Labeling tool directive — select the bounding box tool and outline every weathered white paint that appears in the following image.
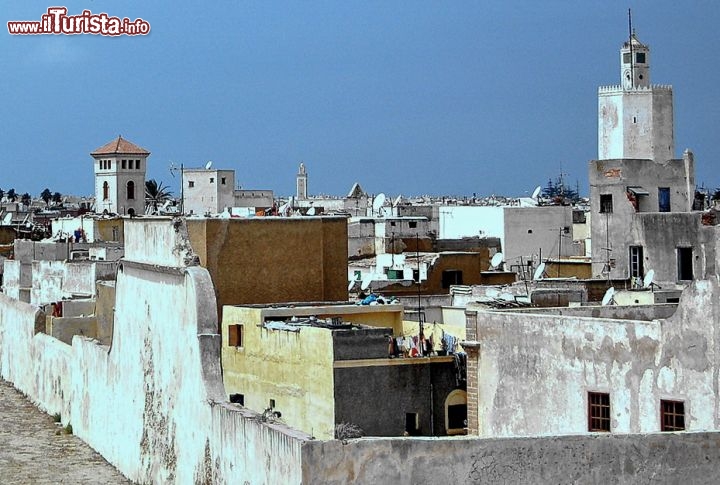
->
[468,278,720,437]
[0,218,307,484]
[30,260,97,305]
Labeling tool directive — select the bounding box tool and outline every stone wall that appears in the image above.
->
[301,432,720,484]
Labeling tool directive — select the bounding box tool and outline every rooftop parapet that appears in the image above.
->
[598,84,673,93]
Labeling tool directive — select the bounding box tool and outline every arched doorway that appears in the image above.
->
[444,389,467,435]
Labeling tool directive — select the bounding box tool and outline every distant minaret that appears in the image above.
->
[296,162,308,200]
[598,28,674,162]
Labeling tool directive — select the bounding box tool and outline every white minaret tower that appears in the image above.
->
[598,32,674,162]
[91,136,149,216]
[296,162,308,200]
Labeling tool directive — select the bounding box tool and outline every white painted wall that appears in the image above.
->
[0,218,307,484]
[438,206,505,243]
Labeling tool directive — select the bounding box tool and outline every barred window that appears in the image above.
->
[588,392,611,432]
[661,400,685,431]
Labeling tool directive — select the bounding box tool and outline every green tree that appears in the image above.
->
[52,192,62,206]
[6,189,17,202]
[20,193,31,207]
[145,179,173,214]
[40,188,52,207]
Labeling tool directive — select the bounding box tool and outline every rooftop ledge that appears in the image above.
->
[598,84,673,93]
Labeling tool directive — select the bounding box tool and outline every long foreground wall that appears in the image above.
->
[1,217,720,484]
[0,218,307,484]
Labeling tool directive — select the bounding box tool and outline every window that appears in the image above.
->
[390,221,396,227]
[661,400,685,431]
[441,270,463,288]
[600,194,613,213]
[409,221,417,229]
[228,324,244,347]
[405,412,420,436]
[229,393,244,406]
[136,159,141,170]
[127,181,135,200]
[102,182,109,200]
[658,187,670,212]
[623,52,631,63]
[412,269,420,282]
[108,160,112,170]
[122,159,127,169]
[386,269,403,279]
[677,247,693,281]
[221,177,226,185]
[188,181,195,188]
[269,399,276,409]
[636,52,646,64]
[588,392,611,432]
[629,246,644,279]
[210,177,215,184]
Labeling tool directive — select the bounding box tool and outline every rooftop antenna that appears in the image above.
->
[205,160,213,170]
[601,287,616,306]
[628,8,634,89]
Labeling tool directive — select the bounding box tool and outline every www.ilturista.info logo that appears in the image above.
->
[8,7,150,36]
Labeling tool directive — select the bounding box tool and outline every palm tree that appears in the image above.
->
[145,179,173,214]
[21,193,31,207]
[40,188,52,207]
[6,189,16,202]
[52,192,62,206]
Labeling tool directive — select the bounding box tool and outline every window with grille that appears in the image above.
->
[588,392,611,432]
[600,194,613,213]
[661,400,685,431]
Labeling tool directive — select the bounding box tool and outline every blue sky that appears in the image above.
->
[2,1,719,199]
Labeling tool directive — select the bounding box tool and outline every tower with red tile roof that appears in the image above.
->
[90,136,149,216]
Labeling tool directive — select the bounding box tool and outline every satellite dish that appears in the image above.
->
[531,185,542,199]
[601,287,615,306]
[394,195,403,206]
[490,252,504,270]
[205,160,213,170]
[306,206,316,216]
[643,269,655,289]
[533,262,546,280]
[360,273,372,291]
[372,193,386,216]
[278,202,290,216]
[347,280,356,291]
